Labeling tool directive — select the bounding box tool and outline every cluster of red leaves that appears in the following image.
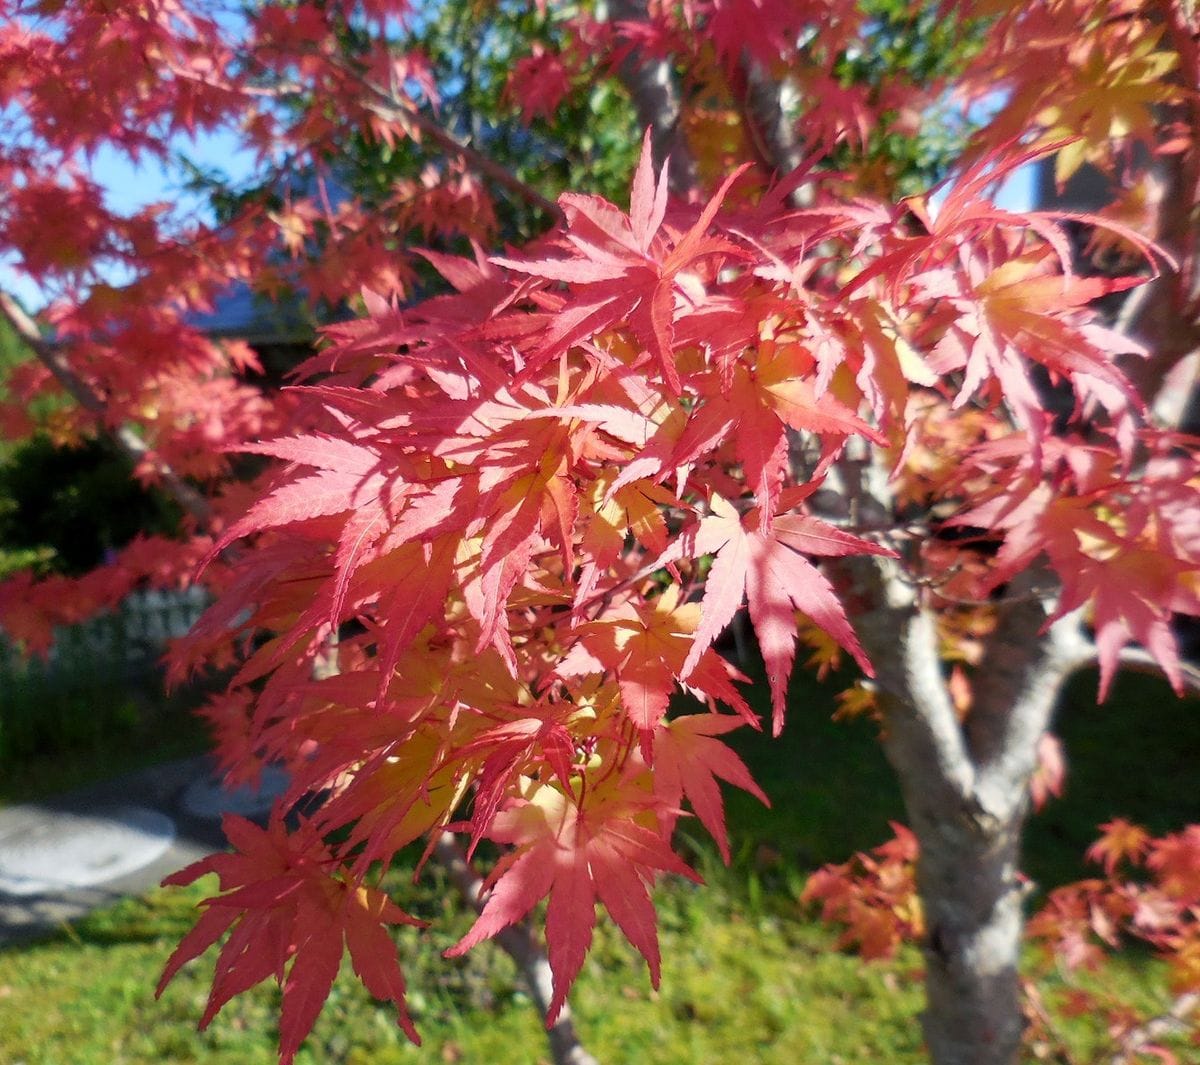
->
[801,823,924,960]
[4,3,1200,1062]
[506,42,578,125]
[1028,821,1200,988]
[0,534,213,656]
[151,122,1200,1058]
[0,0,488,645]
[1025,821,1200,1060]
[955,0,1187,185]
[806,820,1200,1057]
[158,816,423,1058]
[950,436,1200,698]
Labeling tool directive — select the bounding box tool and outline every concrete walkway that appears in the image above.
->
[0,756,288,946]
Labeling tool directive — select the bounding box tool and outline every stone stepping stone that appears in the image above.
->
[0,804,176,897]
[180,765,290,820]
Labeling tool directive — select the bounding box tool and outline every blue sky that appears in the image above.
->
[1,134,1036,313]
[0,127,259,312]
[95,131,259,217]
[990,164,1035,214]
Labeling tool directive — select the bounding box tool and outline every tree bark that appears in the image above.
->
[597,0,698,195]
[846,551,1082,1065]
[434,835,599,1065]
[902,779,1027,1065]
[854,575,1025,1063]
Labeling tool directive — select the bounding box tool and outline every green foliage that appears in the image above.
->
[833,0,990,196]
[0,614,216,798]
[0,659,140,766]
[0,434,180,577]
[0,314,27,385]
[347,0,640,238]
[0,304,72,443]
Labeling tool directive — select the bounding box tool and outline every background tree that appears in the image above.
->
[1,4,1198,1065]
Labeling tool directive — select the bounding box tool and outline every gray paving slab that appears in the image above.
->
[180,763,290,819]
[0,755,289,947]
[0,804,176,896]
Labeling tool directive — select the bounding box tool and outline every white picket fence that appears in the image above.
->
[0,586,209,688]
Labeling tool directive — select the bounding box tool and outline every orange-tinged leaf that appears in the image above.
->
[1086,819,1150,876]
[653,714,768,863]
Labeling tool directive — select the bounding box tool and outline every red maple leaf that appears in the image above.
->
[506,43,576,124]
[1146,827,1200,904]
[558,585,754,733]
[157,815,423,1063]
[683,494,895,732]
[1086,819,1151,876]
[445,779,700,1024]
[653,713,769,862]
[493,129,750,392]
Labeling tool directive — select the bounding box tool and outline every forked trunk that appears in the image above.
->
[852,561,1078,1065]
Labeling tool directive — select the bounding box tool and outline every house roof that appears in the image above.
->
[187,281,314,345]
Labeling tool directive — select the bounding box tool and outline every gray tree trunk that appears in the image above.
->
[886,712,1028,1065]
[597,0,698,195]
[847,543,1090,1065]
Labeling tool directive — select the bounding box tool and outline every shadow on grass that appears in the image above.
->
[4,649,1197,954]
[0,890,195,955]
[1024,667,1200,890]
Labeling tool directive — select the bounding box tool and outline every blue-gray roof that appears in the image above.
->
[187,281,313,344]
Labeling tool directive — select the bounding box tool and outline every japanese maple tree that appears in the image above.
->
[2,3,1199,1065]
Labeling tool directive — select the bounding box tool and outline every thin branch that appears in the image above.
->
[432,834,599,1065]
[1053,630,1200,695]
[848,552,977,807]
[0,289,212,524]
[185,42,566,225]
[315,42,563,222]
[970,599,1088,823]
[357,88,565,224]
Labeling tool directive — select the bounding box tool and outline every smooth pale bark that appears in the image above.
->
[848,554,1086,1065]
[892,757,1026,1065]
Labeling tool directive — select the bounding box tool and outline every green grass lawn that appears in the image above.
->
[0,859,1184,1064]
[0,661,1196,1063]
[0,673,215,806]
[0,872,933,1065]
